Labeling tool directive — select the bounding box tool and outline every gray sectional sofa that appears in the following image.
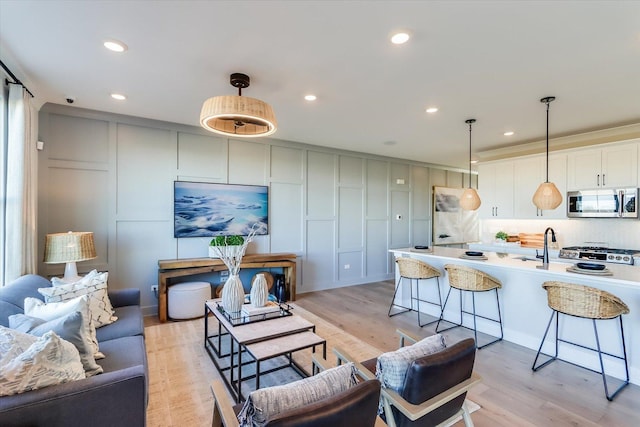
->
[0,274,148,427]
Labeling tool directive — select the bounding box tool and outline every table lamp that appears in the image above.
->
[43,231,97,282]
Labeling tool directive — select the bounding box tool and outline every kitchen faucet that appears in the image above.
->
[536,227,556,269]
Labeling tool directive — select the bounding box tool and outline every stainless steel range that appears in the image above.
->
[559,246,640,265]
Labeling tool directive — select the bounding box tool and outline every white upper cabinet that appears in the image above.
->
[512,153,567,219]
[567,142,638,190]
[544,152,568,219]
[513,155,543,218]
[477,161,514,219]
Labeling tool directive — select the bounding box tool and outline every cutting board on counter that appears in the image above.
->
[519,233,544,248]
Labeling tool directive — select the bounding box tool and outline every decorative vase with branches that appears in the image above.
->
[209,224,265,313]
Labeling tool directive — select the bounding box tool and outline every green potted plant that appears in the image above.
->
[495,231,508,243]
[208,235,245,258]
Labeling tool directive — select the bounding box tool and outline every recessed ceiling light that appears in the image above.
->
[425,107,438,113]
[110,93,126,101]
[504,131,514,136]
[471,160,479,164]
[304,94,317,101]
[104,40,128,53]
[391,32,410,45]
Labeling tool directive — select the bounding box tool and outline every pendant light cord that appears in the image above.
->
[540,96,555,183]
[468,122,473,188]
[465,118,476,189]
[545,101,550,183]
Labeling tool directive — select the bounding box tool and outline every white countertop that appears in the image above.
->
[389,246,640,385]
[391,246,640,290]
[467,242,560,259]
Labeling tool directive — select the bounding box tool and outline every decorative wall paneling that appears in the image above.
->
[37,104,469,314]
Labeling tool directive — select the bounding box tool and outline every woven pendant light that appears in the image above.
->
[460,119,481,211]
[200,73,277,138]
[532,97,562,210]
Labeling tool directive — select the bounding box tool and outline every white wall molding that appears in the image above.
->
[477,122,640,162]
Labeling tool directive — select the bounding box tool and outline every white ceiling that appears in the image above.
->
[1,0,639,169]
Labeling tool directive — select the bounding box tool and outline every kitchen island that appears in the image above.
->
[389,246,640,385]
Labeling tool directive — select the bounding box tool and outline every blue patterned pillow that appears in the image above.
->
[9,311,103,377]
[237,362,358,427]
[376,333,446,392]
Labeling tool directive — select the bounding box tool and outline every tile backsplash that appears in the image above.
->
[480,218,640,250]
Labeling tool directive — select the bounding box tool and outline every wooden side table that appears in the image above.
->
[157,253,297,322]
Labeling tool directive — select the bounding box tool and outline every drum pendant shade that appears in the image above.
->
[200,73,277,138]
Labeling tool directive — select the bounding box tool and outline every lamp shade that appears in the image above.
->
[460,188,482,211]
[43,232,96,264]
[532,182,563,210]
[200,95,277,137]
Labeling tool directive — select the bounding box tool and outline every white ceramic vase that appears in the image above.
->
[221,274,244,313]
[250,273,269,307]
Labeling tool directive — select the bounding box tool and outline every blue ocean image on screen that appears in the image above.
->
[174,182,268,237]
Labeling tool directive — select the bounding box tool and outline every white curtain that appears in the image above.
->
[1,83,38,284]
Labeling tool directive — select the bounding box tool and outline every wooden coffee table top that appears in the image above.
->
[207,299,314,345]
[246,331,325,360]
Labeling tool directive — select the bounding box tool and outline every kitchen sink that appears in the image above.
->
[512,255,541,262]
[511,255,573,264]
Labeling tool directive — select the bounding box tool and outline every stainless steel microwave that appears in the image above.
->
[567,188,638,218]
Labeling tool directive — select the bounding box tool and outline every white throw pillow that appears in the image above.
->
[375,333,447,392]
[237,362,358,427]
[44,270,117,327]
[24,295,103,359]
[0,326,85,396]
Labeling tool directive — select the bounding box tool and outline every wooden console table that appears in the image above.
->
[157,253,297,322]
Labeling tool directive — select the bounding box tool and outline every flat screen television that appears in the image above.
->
[174,181,268,238]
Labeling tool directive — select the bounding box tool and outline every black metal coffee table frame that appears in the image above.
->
[204,300,326,402]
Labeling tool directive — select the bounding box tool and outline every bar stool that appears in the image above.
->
[532,281,630,401]
[436,264,503,349]
[388,257,443,327]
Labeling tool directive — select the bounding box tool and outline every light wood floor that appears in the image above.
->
[294,280,640,427]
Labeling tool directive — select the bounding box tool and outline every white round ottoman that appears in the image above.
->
[168,281,211,320]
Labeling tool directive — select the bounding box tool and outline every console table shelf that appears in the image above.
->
[157,253,297,323]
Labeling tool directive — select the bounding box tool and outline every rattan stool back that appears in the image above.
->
[542,281,629,319]
[396,257,441,280]
[444,264,502,292]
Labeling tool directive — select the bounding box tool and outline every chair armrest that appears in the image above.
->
[311,353,333,373]
[381,372,482,421]
[332,346,377,381]
[211,379,239,427]
[333,345,357,365]
[108,288,140,307]
[395,328,419,347]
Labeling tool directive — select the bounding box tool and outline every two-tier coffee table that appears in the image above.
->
[204,299,326,402]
